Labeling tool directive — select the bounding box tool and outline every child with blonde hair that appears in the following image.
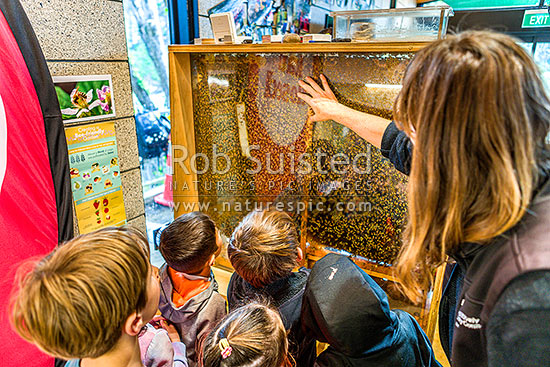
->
[227,209,315,366]
[11,226,187,367]
[200,303,292,367]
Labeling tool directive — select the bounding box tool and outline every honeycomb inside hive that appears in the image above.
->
[189,51,413,266]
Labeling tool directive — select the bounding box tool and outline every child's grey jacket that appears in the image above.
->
[158,264,227,367]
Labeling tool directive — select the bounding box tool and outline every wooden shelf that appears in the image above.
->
[305,236,398,283]
[169,42,430,54]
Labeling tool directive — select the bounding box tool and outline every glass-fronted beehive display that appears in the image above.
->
[169,43,442,332]
[189,50,410,262]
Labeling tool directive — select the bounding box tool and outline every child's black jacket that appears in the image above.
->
[227,268,316,367]
[301,253,441,367]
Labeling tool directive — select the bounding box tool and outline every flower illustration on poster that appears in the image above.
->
[61,87,102,118]
[96,85,112,112]
[53,75,116,123]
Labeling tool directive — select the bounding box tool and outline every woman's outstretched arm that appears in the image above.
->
[297,75,391,149]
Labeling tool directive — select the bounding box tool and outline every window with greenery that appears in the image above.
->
[124,0,173,265]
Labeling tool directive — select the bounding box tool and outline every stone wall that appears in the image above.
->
[20,0,146,234]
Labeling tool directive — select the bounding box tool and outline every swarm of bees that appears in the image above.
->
[188,52,413,265]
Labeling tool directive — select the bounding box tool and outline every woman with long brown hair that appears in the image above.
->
[298,31,550,367]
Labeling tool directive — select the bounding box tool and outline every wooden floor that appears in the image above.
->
[212,266,232,299]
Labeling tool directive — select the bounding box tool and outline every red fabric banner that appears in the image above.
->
[0,9,57,366]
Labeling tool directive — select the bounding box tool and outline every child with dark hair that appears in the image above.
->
[227,209,316,366]
[158,211,227,367]
[200,302,293,367]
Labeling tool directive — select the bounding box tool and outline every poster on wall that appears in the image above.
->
[53,74,115,123]
[65,122,126,233]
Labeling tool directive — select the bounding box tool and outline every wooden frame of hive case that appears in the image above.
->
[169,42,445,341]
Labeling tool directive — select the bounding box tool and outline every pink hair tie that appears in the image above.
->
[219,338,233,359]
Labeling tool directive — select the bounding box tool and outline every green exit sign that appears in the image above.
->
[523,9,550,28]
